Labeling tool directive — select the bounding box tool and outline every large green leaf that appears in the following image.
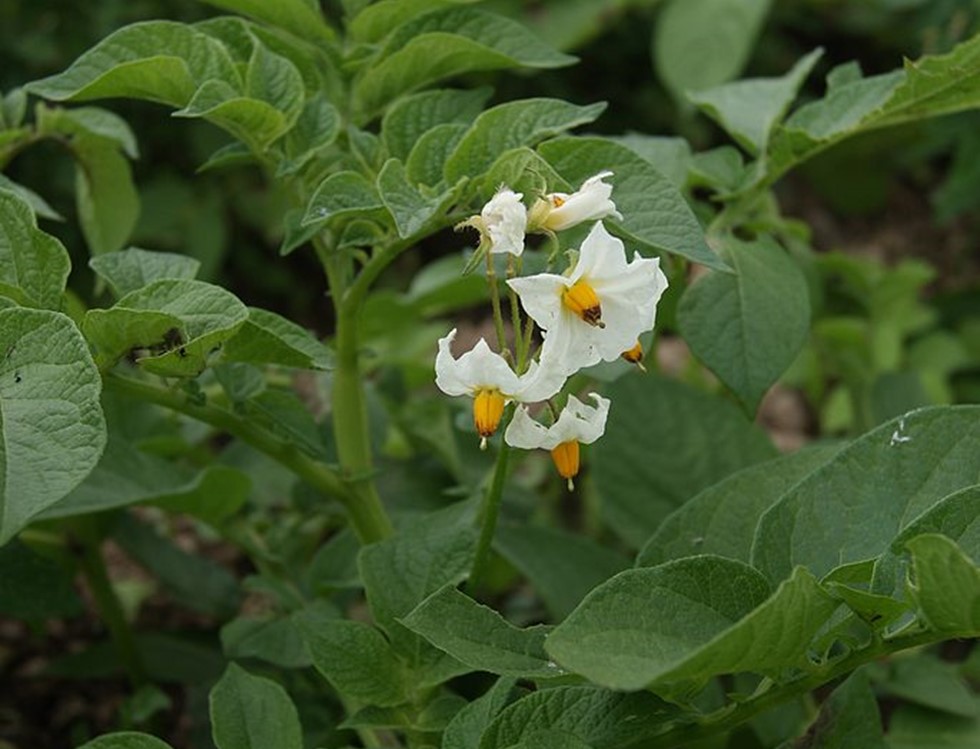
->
[546,559,836,694]
[221,307,333,370]
[0,175,63,221]
[209,663,303,749]
[358,502,475,684]
[443,677,517,749]
[0,309,106,545]
[354,8,575,118]
[752,407,980,582]
[89,247,201,298]
[444,99,605,186]
[478,686,676,749]
[0,189,71,309]
[198,0,335,44]
[762,35,980,187]
[83,279,249,376]
[402,584,557,679]
[907,534,980,637]
[279,93,340,174]
[687,48,822,156]
[594,374,776,547]
[494,523,629,620]
[26,21,240,107]
[377,158,448,238]
[678,235,811,413]
[654,0,772,97]
[382,87,490,161]
[300,615,411,706]
[637,444,840,567]
[537,137,725,270]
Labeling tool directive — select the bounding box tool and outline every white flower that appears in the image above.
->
[435,329,564,447]
[505,393,610,489]
[529,171,623,232]
[480,187,527,256]
[507,222,668,376]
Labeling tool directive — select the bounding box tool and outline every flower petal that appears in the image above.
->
[513,355,566,402]
[543,172,622,232]
[435,331,522,397]
[507,273,568,332]
[504,405,551,449]
[572,222,630,283]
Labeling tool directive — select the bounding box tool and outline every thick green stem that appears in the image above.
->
[467,441,511,593]
[74,522,146,687]
[629,629,941,749]
[103,375,387,544]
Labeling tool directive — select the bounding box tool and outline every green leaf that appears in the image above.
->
[637,444,840,567]
[354,8,575,119]
[382,87,491,161]
[654,0,772,96]
[221,609,316,669]
[72,131,141,257]
[42,437,249,523]
[444,99,605,186]
[349,0,466,43]
[443,677,517,749]
[795,670,886,749]
[677,235,811,413]
[114,514,241,618]
[479,686,676,749]
[198,0,335,44]
[594,374,777,547]
[402,584,557,679]
[0,540,83,619]
[173,81,293,151]
[537,137,726,270]
[907,534,980,636]
[358,502,475,683]
[40,105,140,158]
[302,170,385,227]
[77,733,175,749]
[83,279,249,375]
[0,189,71,308]
[377,159,446,238]
[279,93,341,175]
[687,48,822,155]
[0,175,63,221]
[752,407,980,583]
[887,704,980,748]
[242,388,329,459]
[89,247,201,298]
[0,309,106,545]
[494,523,629,620]
[606,134,692,189]
[221,307,333,370]
[300,615,411,706]
[26,21,240,107]
[873,654,978,718]
[547,560,835,694]
[209,663,303,749]
[763,35,980,188]
[406,123,469,187]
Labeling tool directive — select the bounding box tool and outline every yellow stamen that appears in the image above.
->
[550,440,580,491]
[562,280,604,327]
[621,340,647,371]
[550,195,566,208]
[473,389,506,447]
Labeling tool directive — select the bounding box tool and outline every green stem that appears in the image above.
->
[103,375,388,544]
[74,521,146,687]
[630,629,941,749]
[506,256,525,371]
[485,252,510,358]
[467,440,511,593]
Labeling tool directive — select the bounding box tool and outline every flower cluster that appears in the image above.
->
[435,172,668,488]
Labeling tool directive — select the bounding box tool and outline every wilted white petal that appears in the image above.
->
[482,188,527,256]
